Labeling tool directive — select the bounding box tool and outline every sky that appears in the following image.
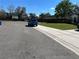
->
[0,0,79,15]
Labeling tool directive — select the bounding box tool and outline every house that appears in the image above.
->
[71,14,79,23]
[71,5,79,24]
[12,13,18,20]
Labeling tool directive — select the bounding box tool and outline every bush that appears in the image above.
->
[38,18,72,24]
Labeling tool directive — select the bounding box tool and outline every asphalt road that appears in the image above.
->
[0,21,79,59]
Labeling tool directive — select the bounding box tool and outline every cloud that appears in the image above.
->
[51,7,55,10]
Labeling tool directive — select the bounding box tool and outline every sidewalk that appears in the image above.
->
[34,25,79,56]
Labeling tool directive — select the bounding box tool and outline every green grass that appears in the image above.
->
[40,22,77,30]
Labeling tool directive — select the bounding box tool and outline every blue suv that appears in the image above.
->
[28,18,38,27]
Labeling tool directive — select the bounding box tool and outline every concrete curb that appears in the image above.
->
[34,25,79,56]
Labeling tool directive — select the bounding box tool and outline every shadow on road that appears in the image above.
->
[75,29,79,32]
[25,25,35,27]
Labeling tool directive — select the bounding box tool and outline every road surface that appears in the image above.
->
[0,21,78,59]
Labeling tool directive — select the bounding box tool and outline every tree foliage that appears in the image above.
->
[0,9,6,19]
[29,13,38,20]
[55,0,73,17]
[72,5,79,15]
[39,13,51,19]
[15,6,27,20]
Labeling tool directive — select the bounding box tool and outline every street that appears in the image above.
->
[0,21,78,59]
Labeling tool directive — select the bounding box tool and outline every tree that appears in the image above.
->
[39,13,51,22]
[0,9,6,19]
[8,5,15,14]
[55,0,73,17]
[44,13,51,17]
[7,5,15,19]
[15,6,27,20]
[72,5,79,15]
[29,13,36,17]
[39,13,51,19]
[39,13,45,18]
[29,13,38,19]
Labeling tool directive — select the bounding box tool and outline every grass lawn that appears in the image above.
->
[40,22,77,30]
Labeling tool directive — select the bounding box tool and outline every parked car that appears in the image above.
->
[28,17,38,27]
[0,20,2,25]
[77,23,79,30]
